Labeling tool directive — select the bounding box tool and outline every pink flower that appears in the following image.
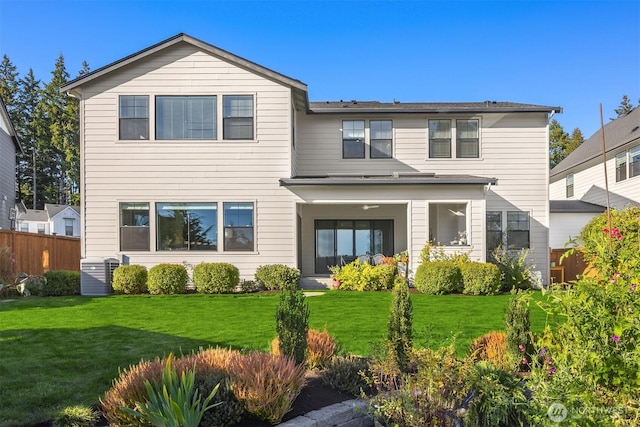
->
[603,228,609,233]
[518,344,525,352]
[630,283,637,292]
[549,367,556,375]
[521,358,528,365]
[611,335,620,343]
[540,347,547,356]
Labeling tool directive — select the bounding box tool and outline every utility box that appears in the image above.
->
[80,258,120,296]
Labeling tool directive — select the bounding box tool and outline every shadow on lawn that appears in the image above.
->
[0,295,97,312]
[0,325,241,426]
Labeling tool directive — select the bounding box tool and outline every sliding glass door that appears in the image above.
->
[315,219,393,274]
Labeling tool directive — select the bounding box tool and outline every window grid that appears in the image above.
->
[630,146,640,178]
[370,120,393,158]
[429,119,452,158]
[342,120,365,159]
[223,95,254,140]
[506,211,530,249]
[119,95,149,140]
[456,119,479,158]
[616,152,627,182]
[566,174,574,198]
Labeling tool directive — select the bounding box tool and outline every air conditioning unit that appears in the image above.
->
[80,257,120,296]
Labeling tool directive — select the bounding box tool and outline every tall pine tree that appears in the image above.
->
[612,95,635,119]
[549,120,584,169]
[15,69,42,208]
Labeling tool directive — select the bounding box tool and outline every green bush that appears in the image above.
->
[466,362,529,427]
[53,405,100,427]
[112,265,148,294]
[275,290,309,365]
[21,274,46,296]
[334,262,396,291]
[387,277,413,372]
[43,270,80,296]
[322,355,370,395]
[254,264,300,292]
[195,370,246,427]
[490,247,534,291]
[193,262,239,294]
[414,260,462,294]
[461,262,501,295]
[504,293,532,371]
[147,264,188,295]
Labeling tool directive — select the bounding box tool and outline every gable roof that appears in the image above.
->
[0,96,23,154]
[45,203,80,218]
[309,100,561,114]
[61,33,308,107]
[19,209,49,222]
[551,107,640,178]
[550,200,607,213]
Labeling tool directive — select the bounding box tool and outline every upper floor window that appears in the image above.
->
[119,95,149,140]
[156,96,216,140]
[456,119,479,158]
[428,119,451,158]
[615,152,627,182]
[223,95,254,140]
[566,174,574,198]
[370,120,393,158]
[64,219,74,236]
[630,145,640,178]
[342,120,365,159]
[506,211,530,249]
[120,202,150,251]
[37,223,45,234]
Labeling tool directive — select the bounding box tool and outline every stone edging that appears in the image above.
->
[278,398,373,427]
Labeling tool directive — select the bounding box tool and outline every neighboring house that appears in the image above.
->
[61,33,560,292]
[549,107,640,248]
[17,204,81,237]
[0,96,22,230]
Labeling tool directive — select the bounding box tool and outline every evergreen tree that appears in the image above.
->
[549,119,584,169]
[612,95,635,119]
[276,290,309,365]
[0,54,19,116]
[15,69,41,207]
[387,278,413,372]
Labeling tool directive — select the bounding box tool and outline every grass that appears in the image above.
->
[0,291,552,426]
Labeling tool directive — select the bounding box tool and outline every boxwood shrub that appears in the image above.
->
[112,265,148,294]
[43,270,81,296]
[147,264,187,294]
[193,262,239,294]
[414,261,462,294]
[254,264,300,292]
[461,262,502,295]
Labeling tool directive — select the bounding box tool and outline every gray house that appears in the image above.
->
[61,33,560,291]
[0,96,22,230]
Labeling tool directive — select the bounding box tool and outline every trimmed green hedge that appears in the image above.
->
[414,261,462,294]
[112,265,148,294]
[43,270,80,296]
[254,264,300,292]
[461,262,501,295]
[193,263,239,294]
[147,264,187,295]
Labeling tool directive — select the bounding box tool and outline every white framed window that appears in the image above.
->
[566,174,574,198]
[507,211,530,249]
[486,211,502,260]
[223,202,255,251]
[120,203,150,251]
[119,95,149,140]
[428,202,468,246]
[64,219,74,236]
[37,224,45,234]
[156,203,218,251]
[156,96,217,140]
[456,119,479,158]
[223,95,254,140]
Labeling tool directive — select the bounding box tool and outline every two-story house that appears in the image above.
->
[16,203,81,237]
[61,34,559,293]
[549,107,640,248]
[0,96,22,230]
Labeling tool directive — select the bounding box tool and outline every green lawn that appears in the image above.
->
[0,291,551,426]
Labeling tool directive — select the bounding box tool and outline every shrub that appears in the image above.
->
[229,351,307,425]
[322,355,371,395]
[0,246,14,285]
[504,293,532,371]
[419,241,471,264]
[468,331,509,369]
[387,277,413,372]
[53,405,99,427]
[193,262,239,294]
[275,290,309,365]
[491,247,535,291]
[461,262,501,295]
[121,354,219,427]
[43,270,80,296]
[21,274,46,296]
[147,264,187,294]
[414,260,462,294]
[271,328,337,369]
[466,362,529,427]
[112,265,148,294]
[334,261,397,291]
[254,264,301,292]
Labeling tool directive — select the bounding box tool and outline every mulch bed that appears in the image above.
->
[233,372,357,426]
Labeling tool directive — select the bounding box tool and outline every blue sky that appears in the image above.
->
[1,0,638,137]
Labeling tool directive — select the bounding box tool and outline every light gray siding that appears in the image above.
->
[78,43,296,278]
[0,122,16,230]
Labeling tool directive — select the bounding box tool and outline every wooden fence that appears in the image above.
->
[0,230,80,276]
[549,248,587,284]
